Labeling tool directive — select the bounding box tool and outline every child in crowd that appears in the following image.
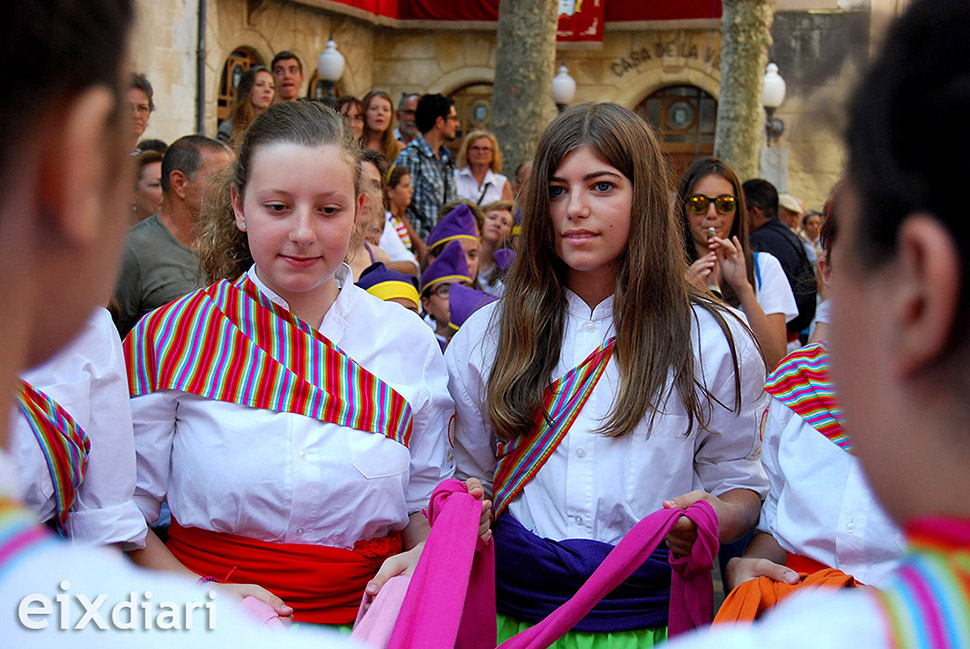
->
[448,283,497,337]
[125,101,454,625]
[424,203,481,283]
[357,262,422,315]
[446,103,768,648]
[478,200,514,297]
[384,164,426,262]
[347,151,394,280]
[421,240,472,352]
[680,157,797,369]
[669,0,970,646]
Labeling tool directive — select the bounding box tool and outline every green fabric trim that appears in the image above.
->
[497,613,667,649]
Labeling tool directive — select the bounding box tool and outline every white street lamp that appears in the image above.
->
[551,64,577,112]
[763,63,787,146]
[316,39,345,99]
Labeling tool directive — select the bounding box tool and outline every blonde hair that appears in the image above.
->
[487,103,747,441]
[456,130,503,173]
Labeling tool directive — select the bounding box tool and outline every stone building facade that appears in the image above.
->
[131,0,897,209]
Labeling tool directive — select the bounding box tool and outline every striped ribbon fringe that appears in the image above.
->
[0,499,53,576]
[125,275,413,447]
[16,381,91,529]
[492,337,616,518]
[880,532,970,649]
[764,341,849,453]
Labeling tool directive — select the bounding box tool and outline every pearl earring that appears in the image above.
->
[240,222,247,230]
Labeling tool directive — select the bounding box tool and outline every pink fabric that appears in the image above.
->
[387,479,496,649]
[352,576,412,647]
[238,595,287,629]
[382,480,717,649]
[498,500,719,649]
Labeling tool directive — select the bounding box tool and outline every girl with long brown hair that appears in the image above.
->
[445,103,768,648]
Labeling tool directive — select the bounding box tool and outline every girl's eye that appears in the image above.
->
[549,185,567,198]
[321,205,342,216]
[594,181,614,192]
[265,203,287,213]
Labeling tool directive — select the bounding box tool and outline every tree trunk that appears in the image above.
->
[491,0,559,178]
[714,0,777,181]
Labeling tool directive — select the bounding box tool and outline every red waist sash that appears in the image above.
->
[167,519,402,624]
[785,551,830,575]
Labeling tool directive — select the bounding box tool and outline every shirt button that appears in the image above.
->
[846,521,856,533]
[296,528,304,536]
[298,449,307,459]
[575,515,583,526]
[585,322,596,333]
[576,448,586,458]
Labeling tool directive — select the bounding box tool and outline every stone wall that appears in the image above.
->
[768,10,870,208]
[130,0,866,208]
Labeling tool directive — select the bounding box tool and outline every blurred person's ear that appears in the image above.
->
[38,87,117,245]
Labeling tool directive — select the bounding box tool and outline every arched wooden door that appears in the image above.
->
[635,85,717,186]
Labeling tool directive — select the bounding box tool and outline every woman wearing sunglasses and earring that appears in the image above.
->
[679,157,796,369]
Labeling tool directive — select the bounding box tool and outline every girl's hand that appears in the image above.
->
[709,236,748,292]
[212,582,294,624]
[725,557,800,591]
[686,253,717,291]
[464,477,493,543]
[365,543,425,597]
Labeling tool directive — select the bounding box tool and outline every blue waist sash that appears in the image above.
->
[494,514,671,632]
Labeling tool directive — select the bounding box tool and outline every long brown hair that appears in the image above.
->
[486,103,745,441]
[228,66,273,149]
[678,157,755,308]
[198,101,361,283]
[362,90,399,166]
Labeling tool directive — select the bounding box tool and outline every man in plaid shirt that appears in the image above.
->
[394,94,460,239]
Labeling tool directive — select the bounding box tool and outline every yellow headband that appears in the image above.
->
[366,280,420,311]
[422,273,472,294]
[430,233,479,251]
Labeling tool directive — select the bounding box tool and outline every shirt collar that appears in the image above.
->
[565,288,614,322]
[245,263,353,330]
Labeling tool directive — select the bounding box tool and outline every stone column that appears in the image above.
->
[714,0,777,181]
[491,0,559,177]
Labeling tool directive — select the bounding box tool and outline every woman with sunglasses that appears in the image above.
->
[679,157,796,369]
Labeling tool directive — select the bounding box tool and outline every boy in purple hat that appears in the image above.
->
[355,262,421,314]
[421,240,472,351]
[425,202,481,282]
[448,284,498,338]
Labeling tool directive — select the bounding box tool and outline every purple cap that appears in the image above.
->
[448,283,498,331]
[492,248,517,272]
[426,203,479,251]
[421,240,471,294]
[355,263,420,311]
[512,208,523,236]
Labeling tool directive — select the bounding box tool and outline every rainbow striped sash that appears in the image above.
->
[492,337,616,518]
[0,499,54,577]
[763,341,849,453]
[878,518,970,649]
[125,274,413,447]
[16,381,91,529]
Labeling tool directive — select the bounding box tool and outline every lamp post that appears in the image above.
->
[762,63,787,147]
[551,64,577,113]
[317,39,345,100]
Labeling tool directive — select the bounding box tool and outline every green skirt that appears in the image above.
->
[497,613,667,649]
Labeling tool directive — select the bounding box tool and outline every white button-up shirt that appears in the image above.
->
[758,396,904,586]
[132,265,454,550]
[13,308,147,548]
[454,167,509,206]
[445,291,768,545]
